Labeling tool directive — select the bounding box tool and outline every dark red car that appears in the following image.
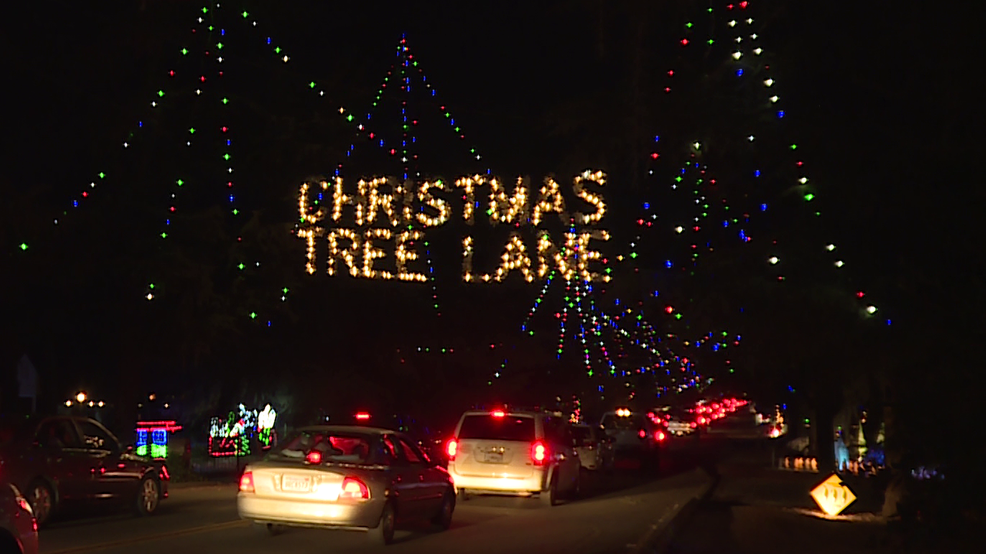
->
[0,415,168,527]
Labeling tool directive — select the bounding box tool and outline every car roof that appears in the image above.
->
[460,410,544,418]
[295,425,399,436]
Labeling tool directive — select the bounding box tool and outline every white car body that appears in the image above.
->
[447,409,581,505]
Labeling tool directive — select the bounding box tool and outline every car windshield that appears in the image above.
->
[271,430,373,464]
[601,414,646,431]
[571,426,593,441]
[459,414,535,442]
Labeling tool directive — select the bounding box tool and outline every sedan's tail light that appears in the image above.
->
[340,476,369,500]
[239,471,255,493]
[655,430,666,442]
[531,441,547,465]
[446,438,458,461]
[16,495,32,515]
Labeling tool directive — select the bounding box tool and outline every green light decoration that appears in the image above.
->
[160,233,168,239]
[249,312,257,319]
[238,263,245,270]
[222,97,228,105]
[176,179,184,186]
[201,6,208,14]
[274,47,281,54]
[232,208,239,215]
[241,11,249,18]
[223,153,230,161]
[181,48,188,55]
[98,172,106,179]
[282,287,289,294]
[309,81,316,89]
[216,42,224,50]
[157,90,165,97]
[19,243,28,251]
[804,193,815,201]
[189,128,196,134]
[149,283,155,289]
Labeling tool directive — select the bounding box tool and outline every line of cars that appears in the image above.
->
[235,405,669,545]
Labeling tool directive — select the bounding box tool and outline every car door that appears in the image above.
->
[381,434,422,519]
[75,419,140,501]
[398,436,444,513]
[33,418,91,501]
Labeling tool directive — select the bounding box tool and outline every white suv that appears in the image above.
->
[446,409,581,506]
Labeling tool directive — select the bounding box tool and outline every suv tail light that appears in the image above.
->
[446,438,458,461]
[340,476,369,500]
[239,471,255,493]
[531,441,547,465]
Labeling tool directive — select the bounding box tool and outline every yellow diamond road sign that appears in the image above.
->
[810,473,857,516]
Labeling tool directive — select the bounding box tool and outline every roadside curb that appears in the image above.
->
[631,470,721,554]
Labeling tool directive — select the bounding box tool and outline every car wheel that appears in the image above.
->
[135,476,160,516]
[540,476,559,507]
[370,502,396,545]
[431,491,455,531]
[27,479,55,527]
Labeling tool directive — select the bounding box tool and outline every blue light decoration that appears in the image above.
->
[135,420,183,459]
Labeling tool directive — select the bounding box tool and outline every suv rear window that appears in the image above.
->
[458,414,535,442]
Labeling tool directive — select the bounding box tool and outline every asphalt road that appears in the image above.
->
[37,424,738,554]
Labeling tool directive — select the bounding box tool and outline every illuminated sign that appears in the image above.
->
[810,473,857,516]
[298,170,610,283]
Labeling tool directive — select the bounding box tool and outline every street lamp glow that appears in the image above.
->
[76,392,87,403]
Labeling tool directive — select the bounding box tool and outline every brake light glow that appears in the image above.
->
[655,430,666,442]
[638,429,647,439]
[355,412,371,421]
[306,450,322,464]
[491,409,505,418]
[446,438,458,460]
[239,471,255,493]
[531,441,547,465]
[697,416,707,425]
[16,496,32,515]
[340,476,370,500]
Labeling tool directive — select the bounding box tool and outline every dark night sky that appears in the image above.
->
[1,1,981,410]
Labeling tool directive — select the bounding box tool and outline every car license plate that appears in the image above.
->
[282,475,312,492]
[485,452,503,463]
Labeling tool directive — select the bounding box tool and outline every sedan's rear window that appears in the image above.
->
[570,426,593,441]
[458,415,535,442]
[272,430,373,464]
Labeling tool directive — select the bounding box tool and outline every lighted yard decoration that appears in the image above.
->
[256,404,277,449]
[135,420,183,459]
[208,404,276,456]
